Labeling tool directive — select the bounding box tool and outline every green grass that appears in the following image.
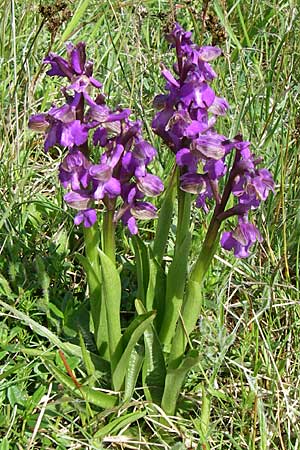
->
[1,0,300,448]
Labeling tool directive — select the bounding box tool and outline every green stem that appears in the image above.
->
[168,217,220,367]
[161,218,220,415]
[191,218,220,283]
[158,183,192,351]
[102,208,116,264]
[100,205,122,367]
[84,224,100,271]
[175,182,192,251]
[167,155,238,365]
[83,224,109,358]
[161,153,239,414]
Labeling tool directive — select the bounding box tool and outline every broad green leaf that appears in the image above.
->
[93,410,146,439]
[98,249,122,361]
[112,310,156,391]
[45,361,118,409]
[131,235,149,303]
[75,253,101,292]
[161,350,201,415]
[136,300,166,404]
[76,253,108,357]
[123,344,144,402]
[159,232,191,351]
[169,279,203,364]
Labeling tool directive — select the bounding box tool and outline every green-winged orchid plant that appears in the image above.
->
[29,24,274,415]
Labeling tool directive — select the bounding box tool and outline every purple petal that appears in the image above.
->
[89,164,112,182]
[192,135,225,160]
[60,121,88,147]
[93,183,105,199]
[152,108,174,133]
[131,202,158,219]
[198,61,217,81]
[209,96,229,115]
[198,46,222,61]
[176,148,198,171]
[88,104,110,122]
[221,221,262,258]
[134,140,157,162]
[104,177,121,197]
[137,174,164,197]
[109,144,124,168]
[200,83,215,108]
[180,173,206,194]
[93,127,108,147]
[221,231,250,258]
[48,104,75,123]
[128,216,138,235]
[204,159,226,180]
[89,76,102,88]
[153,94,168,110]
[106,109,131,122]
[64,191,92,210]
[28,114,48,132]
[44,53,73,79]
[161,69,180,88]
[184,120,203,137]
[74,209,97,227]
[252,169,275,200]
[70,42,86,74]
[45,122,61,151]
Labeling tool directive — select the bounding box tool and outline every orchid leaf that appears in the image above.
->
[44,361,118,409]
[146,249,166,330]
[93,410,146,439]
[112,309,156,391]
[159,231,191,352]
[98,249,122,363]
[161,350,201,415]
[123,343,144,402]
[76,253,108,357]
[131,235,150,303]
[136,299,166,404]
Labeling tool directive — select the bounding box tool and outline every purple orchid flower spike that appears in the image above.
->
[29,41,164,233]
[152,22,228,199]
[152,22,274,257]
[44,42,102,90]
